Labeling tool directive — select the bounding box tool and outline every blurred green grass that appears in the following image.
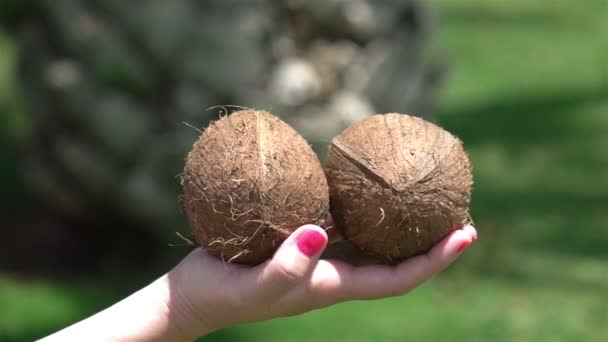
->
[1,0,607,341]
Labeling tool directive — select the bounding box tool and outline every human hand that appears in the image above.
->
[167,224,477,339]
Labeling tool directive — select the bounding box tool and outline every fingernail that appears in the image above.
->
[296,230,326,257]
[457,240,472,253]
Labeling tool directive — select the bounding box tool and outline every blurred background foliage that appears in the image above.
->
[1,0,607,341]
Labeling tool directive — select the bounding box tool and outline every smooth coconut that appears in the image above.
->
[181,110,329,264]
[324,113,473,263]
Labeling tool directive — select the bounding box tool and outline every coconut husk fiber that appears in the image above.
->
[182,110,329,264]
[324,113,473,263]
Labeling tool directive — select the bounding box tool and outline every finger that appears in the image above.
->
[250,224,328,300]
[462,224,478,241]
[346,227,475,300]
[269,258,353,315]
[268,226,477,312]
[296,227,474,304]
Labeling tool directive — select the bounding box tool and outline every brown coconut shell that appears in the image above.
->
[181,110,329,264]
[324,113,473,263]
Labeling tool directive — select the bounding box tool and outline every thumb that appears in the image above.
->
[254,225,328,299]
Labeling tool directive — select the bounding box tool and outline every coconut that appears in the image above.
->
[181,110,329,264]
[324,113,473,263]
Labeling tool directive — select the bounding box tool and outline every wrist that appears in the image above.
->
[114,274,199,342]
[153,274,200,341]
[165,258,220,340]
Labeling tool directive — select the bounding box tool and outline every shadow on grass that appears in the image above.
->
[442,4,569,30]
[440,86,607,148]
[470,188,608,258]
[438,85,608,262]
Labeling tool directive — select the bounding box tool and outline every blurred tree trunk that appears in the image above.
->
[12,0,444,237]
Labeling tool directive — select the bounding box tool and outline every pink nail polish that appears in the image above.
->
[296,230,326,257]
[457,240,471,253]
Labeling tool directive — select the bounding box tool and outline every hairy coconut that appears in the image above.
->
[324,113,473,263]
[181,110,329,264]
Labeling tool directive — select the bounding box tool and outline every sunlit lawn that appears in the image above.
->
[1,0,607,341]
[207,1,608,340]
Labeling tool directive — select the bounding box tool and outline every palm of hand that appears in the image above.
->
[169,224,477,336]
